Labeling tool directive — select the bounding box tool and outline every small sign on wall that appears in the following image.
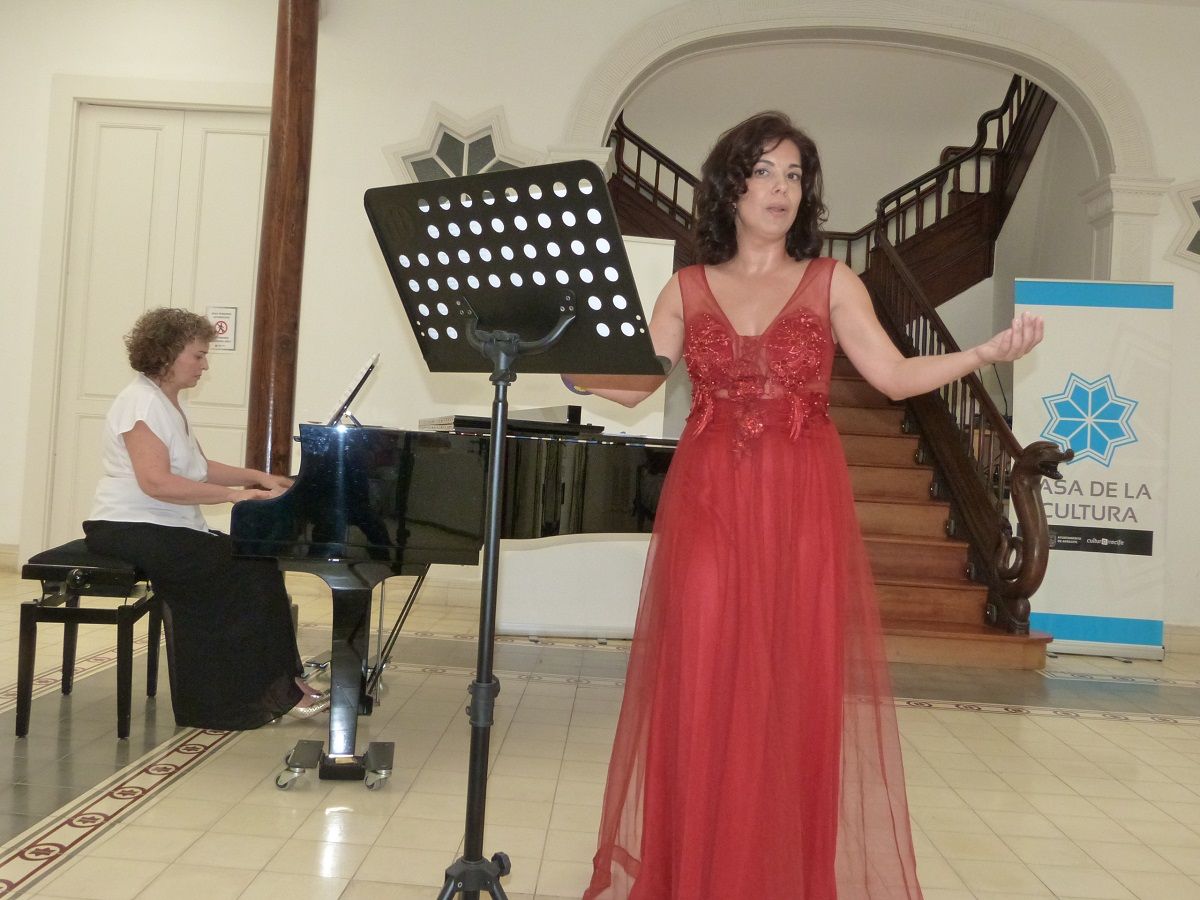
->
[206,306,237,351]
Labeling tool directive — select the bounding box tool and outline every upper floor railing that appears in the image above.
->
[608,114,698,230]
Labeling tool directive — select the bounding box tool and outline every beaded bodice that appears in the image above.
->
[680,260,834,449]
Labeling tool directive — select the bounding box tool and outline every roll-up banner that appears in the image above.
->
[1012,279,1172,659]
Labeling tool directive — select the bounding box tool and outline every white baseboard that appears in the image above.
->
[1048,639,1165,661]
[0,543,16,572]
[1165,625,1200,656]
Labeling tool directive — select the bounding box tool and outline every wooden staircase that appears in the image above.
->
[833,354,1051,668]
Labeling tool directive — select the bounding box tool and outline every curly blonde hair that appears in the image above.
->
[125,308,216,378]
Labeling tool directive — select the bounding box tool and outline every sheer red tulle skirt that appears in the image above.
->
[584,401,923,899]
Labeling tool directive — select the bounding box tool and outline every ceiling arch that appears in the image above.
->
[564,0,1156,180]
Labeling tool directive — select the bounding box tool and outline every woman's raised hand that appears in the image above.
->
[976,311,1044,364]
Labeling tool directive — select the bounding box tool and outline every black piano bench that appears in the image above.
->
[17,539,162,740]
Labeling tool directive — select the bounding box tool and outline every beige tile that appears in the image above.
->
[177,831,285,870]
[87,824,202,863]
[209,802,308,838]
[926,829,1018,862]
[976,809,1065,839]
[238,870,348,899]
[548,802,601,833]
[542,828,597,864]
[488,773,559,803]
[131,862,257,900]
[395,791,466,822]
[354,846,457,887]
[948,857,1054,895]
[485,797,554,829]
[1089,795,1179,823]
[907,785,969,809]
[375,814,465,851]
[264,837,370,878]
[1111,869,1200,900]
[955,788,1037,813]
[482,823,548,858]
[536,859,593,896]
[1029,863,1137,899]
[36,857,166,900]
[1154,843,1200,876]
[910,806,994,835]
[1119,817,1200,848]
[1077,839,1180,874]
[1046,813,1138,844]
[914,853,968,889]
[552,779,605,806]
[410,767,469,797]
[1001,834,1093,867]
[126,797,231,830]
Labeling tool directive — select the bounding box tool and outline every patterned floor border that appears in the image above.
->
[0,634,154,715]
[897,696,1200,725]
[383,659,627,689]
[1040,669,1200,689]
[0,727,234,897]
[301,622,632,655]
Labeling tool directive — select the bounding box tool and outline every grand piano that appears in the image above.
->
[230,420,675,785]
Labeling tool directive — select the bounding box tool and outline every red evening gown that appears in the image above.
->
[583,257,924,899]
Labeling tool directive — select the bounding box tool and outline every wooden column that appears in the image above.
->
[246,0,319,474]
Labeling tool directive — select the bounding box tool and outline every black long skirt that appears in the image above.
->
[84,520,303,730]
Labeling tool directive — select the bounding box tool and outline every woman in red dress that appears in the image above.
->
[573,113,1041,899]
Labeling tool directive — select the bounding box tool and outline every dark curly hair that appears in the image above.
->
[125,308,216,378]
[694,111,827,264]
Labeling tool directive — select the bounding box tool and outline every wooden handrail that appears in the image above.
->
[609,114,698,229]
[869,233,1070,632]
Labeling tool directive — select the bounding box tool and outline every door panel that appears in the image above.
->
[49,104,268,546]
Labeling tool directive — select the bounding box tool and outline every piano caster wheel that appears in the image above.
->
[275,769,303,790]
[493,851,512,877]
[364,769,390,791]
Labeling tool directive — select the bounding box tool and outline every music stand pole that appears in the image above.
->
[438,313,574,900]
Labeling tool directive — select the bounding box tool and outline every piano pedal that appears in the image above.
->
[302,652,331,681]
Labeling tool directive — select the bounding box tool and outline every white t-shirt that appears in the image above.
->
[90,374,210,531]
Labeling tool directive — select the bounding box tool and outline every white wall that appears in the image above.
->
[5,0,1200,628]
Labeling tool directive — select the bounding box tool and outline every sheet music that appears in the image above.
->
[325,353,380,426]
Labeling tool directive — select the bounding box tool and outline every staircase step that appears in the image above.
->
[831,405,905,435]
[865,534,968,581]
[832,354,859,378]
[883,621,1051,670]
[831,376,893,408]
[876,577,986,626]
[841,432,920,467]
[848,464,933,501]
[856,498,949,538]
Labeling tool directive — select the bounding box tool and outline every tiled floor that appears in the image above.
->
[1,566,1199,899]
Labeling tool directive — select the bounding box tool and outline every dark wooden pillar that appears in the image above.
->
[246,0,319,474]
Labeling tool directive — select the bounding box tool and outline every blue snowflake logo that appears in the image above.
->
[1041,374,1137,467]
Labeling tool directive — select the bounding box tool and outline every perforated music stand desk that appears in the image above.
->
[365,160,662,900]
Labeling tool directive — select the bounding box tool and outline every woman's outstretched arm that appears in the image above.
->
[563,273,686,408]
[828,260,1042,401]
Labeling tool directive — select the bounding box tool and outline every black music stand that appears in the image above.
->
[365,160,661,900]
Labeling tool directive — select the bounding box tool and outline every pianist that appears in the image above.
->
[82,308,328,729]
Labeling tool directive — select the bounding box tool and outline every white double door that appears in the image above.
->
[47,103,269,546]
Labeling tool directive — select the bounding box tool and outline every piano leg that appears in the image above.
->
[318,585,379,780]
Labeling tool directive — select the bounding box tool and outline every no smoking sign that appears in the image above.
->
[206,306,237,351]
